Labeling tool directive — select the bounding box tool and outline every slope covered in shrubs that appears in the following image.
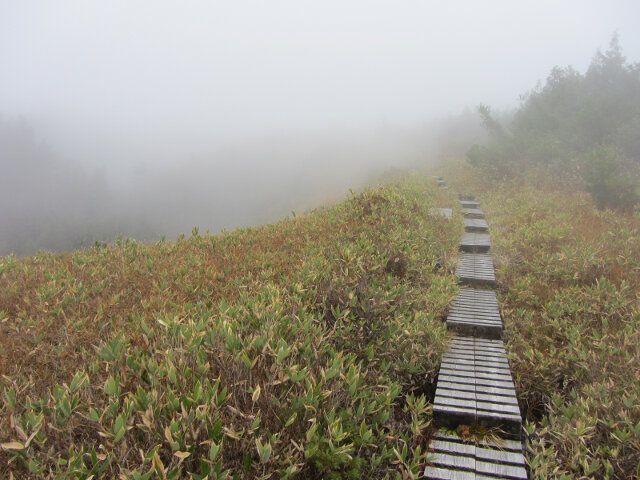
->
[0,174,460,479]
[445,161,640,479]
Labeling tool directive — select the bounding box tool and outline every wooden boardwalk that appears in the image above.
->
[446,289,502,339]
[425,191,527,479]
[456,253,496,286]
[433,336,521,435]
[464,218,489,233]
[463,208,485,219]
[460,233,491,253]
[425,430,527,480]
[460,200,480,209]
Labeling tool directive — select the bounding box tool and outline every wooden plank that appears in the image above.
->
[435,396,476,410]
[430,440,476,457]
[460,200,480,209]
[476,401,521,416]
[424,466,476,480]
[464,218,489,233]
[437,381,476,393]
[475,460,528,479]
[431,453,475,471]
[463,208,484,218]
[460,234,491,253]
[426,430,528,480]
[475,446,526,465]
[436,388,476,401]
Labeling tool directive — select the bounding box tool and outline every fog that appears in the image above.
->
[2,1,639,255]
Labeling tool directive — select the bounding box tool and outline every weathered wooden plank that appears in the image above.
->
[474,384,517,397]
[475,460,528,479]
[463,209,485,219]
[437,381,476,393]
[438,374,476,386]
[434,396,476,410]
[424,466,476,480]
[426,430,528,480]
[476,401,521,416]
[460,200,480,209]
[475,446,526,466]
[431,452,476,471]
[460,233,491,253]
[464,218,489,233]
[448,308,501,317]
[431,440,476,457]
[436,388,476,401]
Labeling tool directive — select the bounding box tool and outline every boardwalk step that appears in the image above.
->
[464,218,489,233]
[460,200,480,209]
[459,194,476,201]
[433,337,522,438]
[425,430,528,479]
[456,253,496,287]
[447,288,502,339]
[463,208,485,219]
[460,233,491,253]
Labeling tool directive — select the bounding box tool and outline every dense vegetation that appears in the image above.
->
[445,156,640,478]
[0,175,460,478]
[468,35,640,210]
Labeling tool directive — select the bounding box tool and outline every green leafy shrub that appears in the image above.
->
[581,144,639,210]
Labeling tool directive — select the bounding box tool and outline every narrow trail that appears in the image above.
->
[425,182,529,479]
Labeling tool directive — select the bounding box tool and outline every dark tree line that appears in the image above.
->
[469,35,640,209]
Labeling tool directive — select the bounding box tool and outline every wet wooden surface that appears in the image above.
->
[426,194,528,479]
[460,233,491,253]
[456,253,496,286]
[446,288,502,338]
[433,336,522,437]
[425,429,527,479]
[463,208,485,219]
[464,218,489,233]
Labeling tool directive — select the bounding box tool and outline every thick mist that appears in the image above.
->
[0,115,484,255]
[2,2,639,255]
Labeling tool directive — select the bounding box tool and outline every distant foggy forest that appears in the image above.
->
[0,113,484,256]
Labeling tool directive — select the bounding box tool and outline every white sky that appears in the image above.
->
[1,0,639,166]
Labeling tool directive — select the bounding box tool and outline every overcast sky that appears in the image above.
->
[1,0,639,167]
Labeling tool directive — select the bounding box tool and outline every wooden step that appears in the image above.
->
[463,208,485,219]
[425,430,528,479]
[433,337,522,438]
[460,200,480,209]
[464,218,489,233]
[456,253,496,287]
[459,194,476,201]
[460,233,491,253]
[446,288,502,338]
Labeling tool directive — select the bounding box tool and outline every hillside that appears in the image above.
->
[442,161,640,479]
[0,174,460,478]
[2,165,639,478]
